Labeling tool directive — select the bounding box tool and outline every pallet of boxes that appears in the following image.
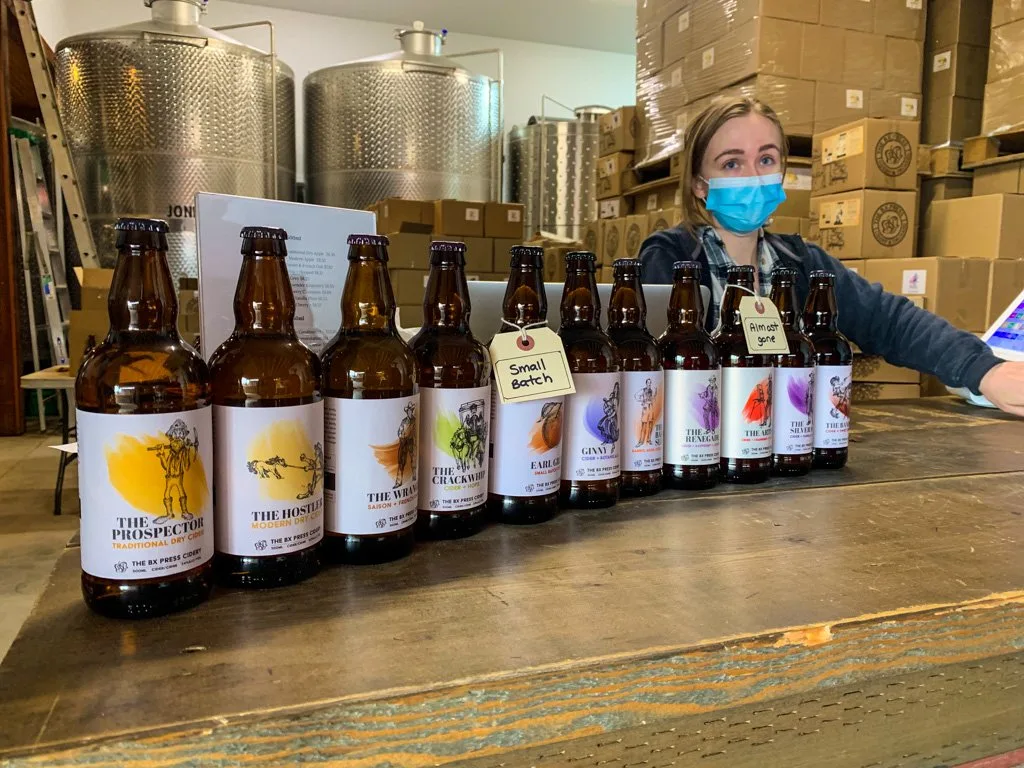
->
[369,197,524,328]
[591,106,639,283]
[807,117,934,403]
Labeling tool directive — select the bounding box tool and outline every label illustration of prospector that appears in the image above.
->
[147,418,200,524]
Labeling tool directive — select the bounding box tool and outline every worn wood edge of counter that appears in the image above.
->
[5,591,1024,767]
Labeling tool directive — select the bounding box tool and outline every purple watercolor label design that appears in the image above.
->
[787,373,813,416]
[692,378,720,431]
[584,381,620,445]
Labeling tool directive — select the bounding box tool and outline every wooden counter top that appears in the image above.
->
[2,399,1023,767]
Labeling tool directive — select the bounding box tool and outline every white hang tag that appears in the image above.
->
[488,326,576,405]
[739,296,789,355]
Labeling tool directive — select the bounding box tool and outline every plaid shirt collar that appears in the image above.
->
[698,226,779,330]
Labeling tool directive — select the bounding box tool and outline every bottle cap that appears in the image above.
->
[429,240,467,253]
[771,266,798,281]
[347,234,390,247]
[114,218,168,233]
[565,251,596,263]
[240,226,288,240]
[672,260,702,276]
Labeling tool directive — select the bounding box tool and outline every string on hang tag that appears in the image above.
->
[723,282,768,315]
[728,283,790,355]
[501,319,548,351]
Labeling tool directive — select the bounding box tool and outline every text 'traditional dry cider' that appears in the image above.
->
[488,246,563,525]
[75,218,214,618]
[321,234,418,564]
[769,267,815,476]
[713,265,773,484]
[410,241,492,539]
[208,227,323,588]
[607,258,663,497]
[803,270,853,469]
[558,251,621,508]
[659,261,721,490]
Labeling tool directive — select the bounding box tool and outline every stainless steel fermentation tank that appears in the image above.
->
[509,104,608,241]
[304,24,502,211]
[54,0,296,280]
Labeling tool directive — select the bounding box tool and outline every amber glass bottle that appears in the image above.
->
[321,234,418,564]
[410,241,492,539]
[558,251,621,508]
[607,258,663,497]
[488,246,563,524]
[659,261,721,490]
[769,267,815,476]
[75,218,214,618]
[208,227,323,588]
[803,270,853,469]
[712,265,773,484]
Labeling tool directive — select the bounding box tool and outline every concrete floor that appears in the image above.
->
[0,431,78,662]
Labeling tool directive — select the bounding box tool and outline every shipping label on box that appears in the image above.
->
[599,107,638,154]
[434,200,484,237]
[598,197,632,219]
[484,202,525,239]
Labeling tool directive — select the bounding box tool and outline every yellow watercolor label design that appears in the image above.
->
[105,418,209,520]
[245,419,324,502]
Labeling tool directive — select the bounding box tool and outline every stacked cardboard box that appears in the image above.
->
[852,354,922,400]
[982,0,1024,135]
[69,268,113,374]
[597,107,639,201]
[922,0,990,144]
[635,0,925,164]
[769,164,813,235]
[808,118,920,260]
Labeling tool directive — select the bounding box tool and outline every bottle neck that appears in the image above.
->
[803,284,839,330]
[667,277,703,330]
[502,266,547,326]
[770,280,798,329]
[233,253,296,335]
[423,259,471,331]
[560,268,600,327]
[108,245,179,335]
[718,278,754,329]
[341,254,396,332]
[608,273,647,329]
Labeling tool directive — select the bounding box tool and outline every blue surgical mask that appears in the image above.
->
[701,173,786,234]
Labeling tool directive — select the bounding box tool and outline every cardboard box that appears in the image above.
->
[812,118,919,194]
[800,24,845,83]
[397,304,423,328]
[993,0,1024,29]
[597,152,637,198]
[598,265,615,284]
[820,0,874,33]
[843,30,885,88]
[385,232,432,270]
[636,28,663,82]
[483,203,524,239]
[492,238,522,272]
[433,200,484,237]
[581,220,602,258]
[972,160,1024,196]
[543,246,571,282]
[868,90,922,121]
[853,355,922,383]
[885,37,924,93]
[770,215,804,234]
[636,0,676,35]
[920,176,973,214]
[390,269,429,305]
[648,207,684,233]
[842,259,867,274]
[987,260,1024,326]
[874,0,925,40]
[928,0,991,49]
[777,166,812,217]
[864,257,991,331]
[371,198,434,234]
[989,19,1024,83]
[814,82,869,133]
[853,382,921,401]
[810,189,917,259]
[663,6,692,68]
[177,288,200,335]
[982,71,1024,134]
[799,217,812,238]
[69,268,114,374]
[623,214,648,257]
[923,194,1024,260]
[723,74,816,137]
[637,182,682,216]
[457,236,494,273]
[928,44,987,100]
[598,196,633,219]
[599,107,638,155]
[684,0,818,58]
[602,218,627,264]
[923,95,982,144]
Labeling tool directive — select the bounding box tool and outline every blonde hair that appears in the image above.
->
[679,97,789,232]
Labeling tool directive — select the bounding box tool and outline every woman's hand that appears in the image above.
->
[979,362,1024,417]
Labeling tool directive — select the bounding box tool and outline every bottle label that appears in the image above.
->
[324,395,419,535]
[562,372,621,482]
[419,385,491,513]
[488,390,563,497]
[664,369,721,466]
[813,365,852,449]
[772,368,815,456]
[213,402,325,557]
[76,408,214,580]
[621,370,664,472]
[721,367,773,460]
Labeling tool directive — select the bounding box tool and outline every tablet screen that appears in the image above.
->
[988,298,1024,354]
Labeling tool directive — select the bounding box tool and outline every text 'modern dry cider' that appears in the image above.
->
[75,217,214,618]
[659,261,721,490]
[321,234,418,564]
[607,258,663,497]
[558,251,621,508]
[208,226,323,588]
[488,246,564,525]
[409,241,492,540]
[769,267,815,477]
[713,265,773,484]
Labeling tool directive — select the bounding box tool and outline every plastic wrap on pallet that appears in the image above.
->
[988,18,1024,83]
[636,0,678,35]
[982,71,1024,134]
[636,70,687,164]
[993,0,1024,30]
[636,28,663,82]
[723,75,815,137]
[686,0,819,50]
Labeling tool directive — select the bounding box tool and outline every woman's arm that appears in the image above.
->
[803,244,1002,393]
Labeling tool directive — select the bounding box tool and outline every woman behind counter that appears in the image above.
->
[638,97,1024,417]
